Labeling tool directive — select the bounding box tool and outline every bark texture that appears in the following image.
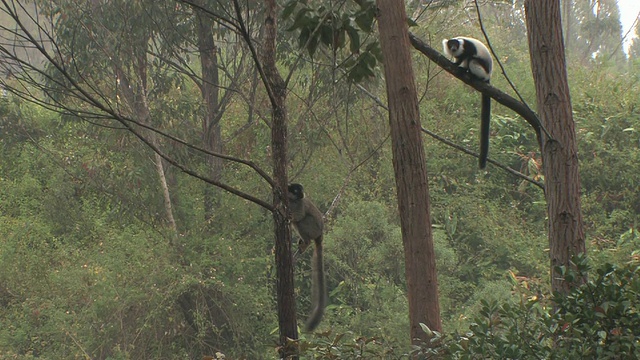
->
[262,0,298,356]
[195,8,224,224]
[376,0,442,344]
[525,0,586,294]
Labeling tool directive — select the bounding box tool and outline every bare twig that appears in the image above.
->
[0,0,274,210]
[324,134,391,218]
[421,127,544,190]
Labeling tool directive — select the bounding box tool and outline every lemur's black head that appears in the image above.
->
[446,38,462,53]
[288,183,305,200]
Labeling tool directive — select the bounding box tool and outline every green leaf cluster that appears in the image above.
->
[283,0,382,81]
[411,258,640,360]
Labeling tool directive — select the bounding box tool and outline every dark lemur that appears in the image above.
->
[443,36,493,169]
[288,183,325,332]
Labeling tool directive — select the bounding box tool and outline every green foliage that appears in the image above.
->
[313,199,410,344]
[554,261,640,357]
[409,258,640,360]
[295,261,640,359]
[298,330,404,359]
[570,66,640,266]
[282,0,382,81]
[0,99,274,359]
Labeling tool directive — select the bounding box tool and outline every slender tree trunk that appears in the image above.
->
[195,8,224,224]
[136,92,179,245]
[115,63,179,244]
[154,149,179,244]
[376,0,442,345]
[262,0,298,357]
[525,0,586,294]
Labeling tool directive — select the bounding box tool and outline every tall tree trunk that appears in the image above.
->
[525,0,586,294]
[376,0,442,345]
[195,7,224,224]
[262,0,298,357]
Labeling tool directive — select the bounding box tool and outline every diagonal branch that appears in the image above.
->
[421,127,544,190]
[472,0,551,140]
[344,54,542,189]
[119,118,275,211]
[408,32,545,145]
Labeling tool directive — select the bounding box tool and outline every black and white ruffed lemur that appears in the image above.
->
[443,36,493,169]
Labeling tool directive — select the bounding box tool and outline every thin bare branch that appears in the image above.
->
[324,134,391,217]
[421,127,544,190]
[0,0,275,209]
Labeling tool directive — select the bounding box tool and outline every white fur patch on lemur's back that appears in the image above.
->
[468,60,491,81]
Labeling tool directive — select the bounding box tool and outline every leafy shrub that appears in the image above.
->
[414,257,640,359]
[297,258,639,359]
[297,330,405,359]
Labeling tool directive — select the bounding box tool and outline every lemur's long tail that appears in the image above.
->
[479,92,491,169]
